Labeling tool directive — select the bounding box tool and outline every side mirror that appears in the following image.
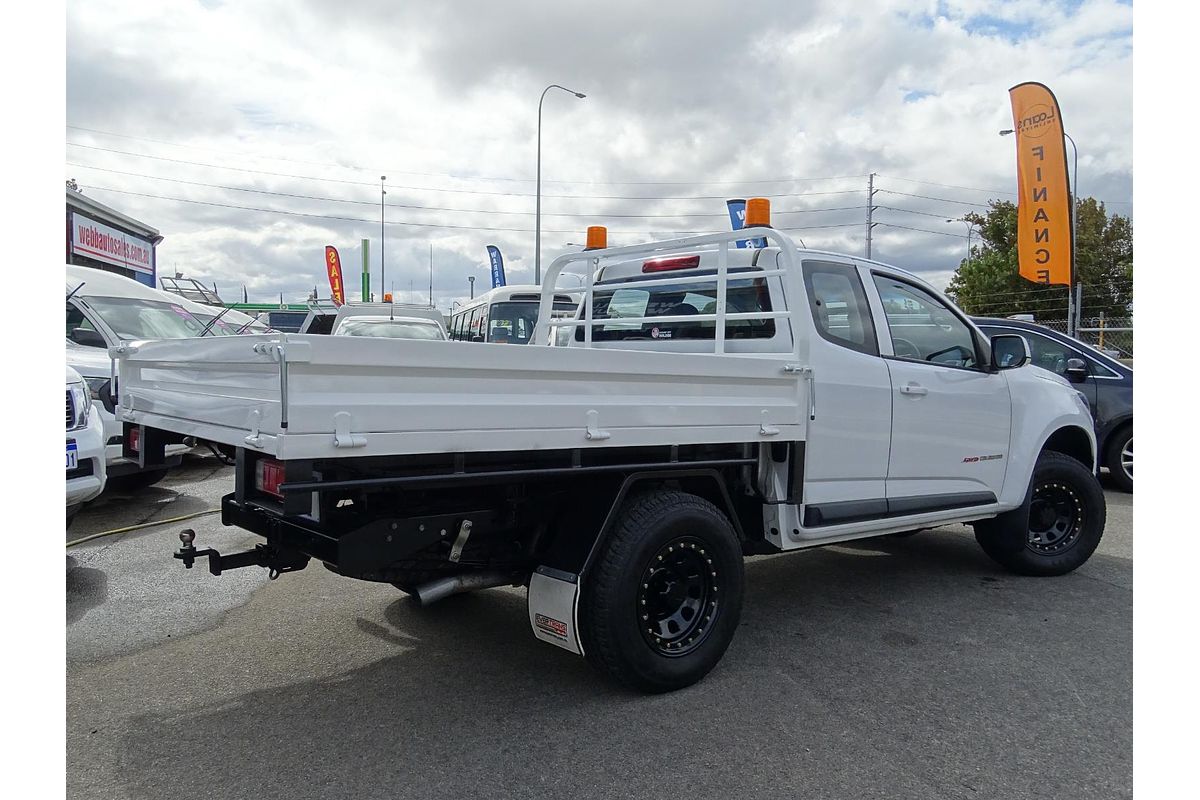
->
[990,333,1030,370]
[1065,357,1089,383]
[69,327,108,348]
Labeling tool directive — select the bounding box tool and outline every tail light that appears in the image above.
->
[128,426,140,453]
[642,255,700,273]
[255,458,286,499]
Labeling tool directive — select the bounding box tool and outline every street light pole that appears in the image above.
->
[946,218,976,266]
[380,176,387,300]
[536,83,586,287]
[468,275,475,300]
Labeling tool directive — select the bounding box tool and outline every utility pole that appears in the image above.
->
[865,172,879,259]
[468,275,475,299]
[429,244,434,306]
[380,176,387,296]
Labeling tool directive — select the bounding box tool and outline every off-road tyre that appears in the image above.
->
[1103,425,1133,493]
[579,490,744,693]
[974,451,1106,576]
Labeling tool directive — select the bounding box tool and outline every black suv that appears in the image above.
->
[973,317,1133,492]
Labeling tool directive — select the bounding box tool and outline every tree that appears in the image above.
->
[946,198,1132,320]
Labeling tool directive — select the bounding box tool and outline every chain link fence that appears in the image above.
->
[1021,317,1133,362]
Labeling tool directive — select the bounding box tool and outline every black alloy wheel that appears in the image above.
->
[638,537,721,657]
[1026,481,1084,555]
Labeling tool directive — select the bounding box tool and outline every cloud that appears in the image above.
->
[65,0,1131,309]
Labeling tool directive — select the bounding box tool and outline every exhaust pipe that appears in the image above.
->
[411,571,515,606]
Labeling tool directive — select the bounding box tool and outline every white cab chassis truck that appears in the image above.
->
[114,228,1105,693]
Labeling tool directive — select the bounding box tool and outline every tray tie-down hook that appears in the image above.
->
[174,529,309,578]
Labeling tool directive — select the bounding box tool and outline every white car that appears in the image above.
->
[332,315,448,340]
[66,265,200,489]
[66,364,106,523]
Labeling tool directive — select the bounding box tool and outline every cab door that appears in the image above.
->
[868,272,1011,504]
[797,260,893,512]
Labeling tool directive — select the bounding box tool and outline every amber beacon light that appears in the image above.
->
[585,226,608,250]
[745,197,771,228]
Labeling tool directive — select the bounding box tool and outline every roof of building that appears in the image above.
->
[66,188,162,242]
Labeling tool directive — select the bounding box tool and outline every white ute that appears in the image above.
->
[114,220,1105,693]
[66,364,106,523]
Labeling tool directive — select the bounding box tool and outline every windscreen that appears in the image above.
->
[336,319,445,340]
[577,273,775,342]
[79,296,208,340]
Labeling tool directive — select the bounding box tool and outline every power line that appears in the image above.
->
[77,184,864,237]
[876,189,991,208]
[68,124,870,187]
[67,161,870,219]
[66,142,866,200]
[874,222,968,238]
[878,173,1133,207]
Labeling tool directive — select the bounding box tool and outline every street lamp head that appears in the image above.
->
[381,175,387,180]
[998,129,1014,136]
[574,92,586,99]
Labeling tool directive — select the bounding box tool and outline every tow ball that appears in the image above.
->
[174,528,309,578]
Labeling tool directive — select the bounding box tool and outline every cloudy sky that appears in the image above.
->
[64,0,1132,309]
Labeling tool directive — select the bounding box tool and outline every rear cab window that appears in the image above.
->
[578,268,776,343]
[801,261,878,356]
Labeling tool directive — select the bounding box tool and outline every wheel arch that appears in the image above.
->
[536,468,744,581]
[1040,424,1096,472]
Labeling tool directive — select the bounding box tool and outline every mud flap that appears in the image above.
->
[527,566,583,656]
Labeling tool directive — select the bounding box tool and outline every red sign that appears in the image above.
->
[325,246,345,306]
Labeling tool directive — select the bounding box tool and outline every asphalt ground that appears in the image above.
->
[67,454,1132,800]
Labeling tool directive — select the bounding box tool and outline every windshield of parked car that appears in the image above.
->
[68,296,208,343]
[335,319,445,340]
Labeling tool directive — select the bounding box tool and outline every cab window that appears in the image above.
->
[801,261,877,356]
[872,275,979,369]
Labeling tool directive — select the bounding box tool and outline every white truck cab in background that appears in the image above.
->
[65,265,197,489]
[115,220,1104,693]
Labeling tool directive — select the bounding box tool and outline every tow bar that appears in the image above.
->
[174,529,310,579]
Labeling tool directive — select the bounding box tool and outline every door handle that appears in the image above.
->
[899,382,928,396]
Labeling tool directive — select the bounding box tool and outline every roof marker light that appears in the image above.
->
[642,255,701,273]
[745,197,771,227]
[585,226,608,250]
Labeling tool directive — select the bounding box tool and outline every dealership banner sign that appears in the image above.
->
[486,245,506,289]
[70,212,155,274]
[1008,82,1073,286]
[325,245,346,306]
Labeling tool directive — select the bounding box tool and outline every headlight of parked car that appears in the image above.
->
[68,381,91,430]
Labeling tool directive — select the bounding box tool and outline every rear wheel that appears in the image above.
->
[974,451,1106,576]
[579,490,744,693]
[1103,426,1133,493]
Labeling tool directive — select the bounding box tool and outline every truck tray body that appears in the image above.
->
[114,334,806,460]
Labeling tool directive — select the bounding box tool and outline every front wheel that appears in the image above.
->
[579,490,744,693]
[974,451,1106,576]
